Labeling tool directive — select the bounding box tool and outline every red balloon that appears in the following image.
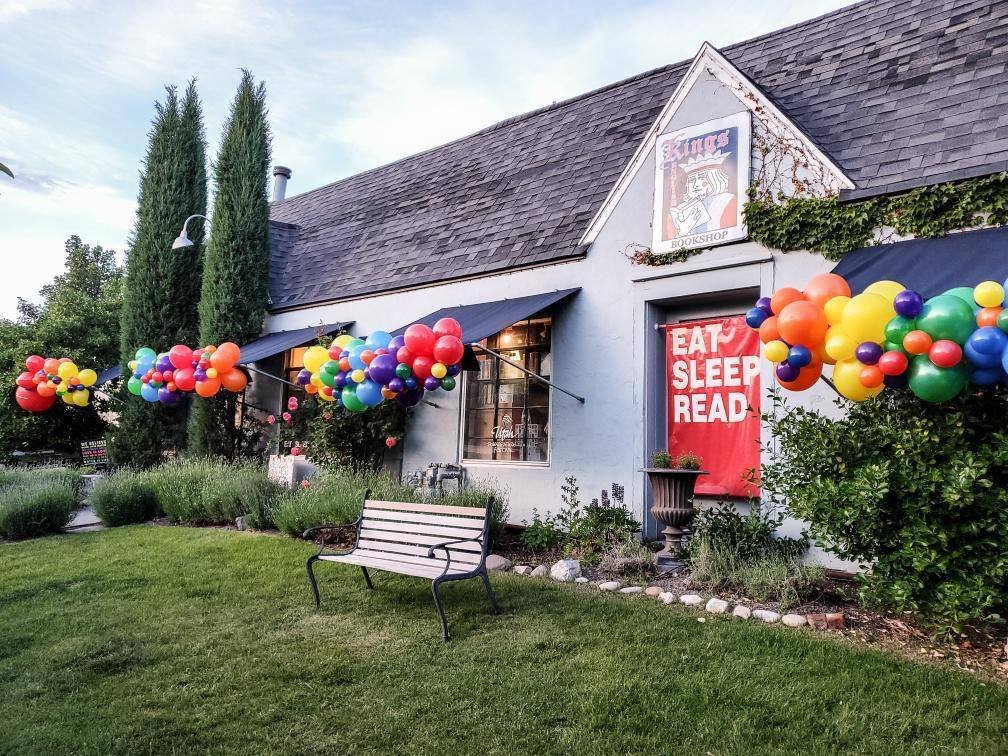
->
[770,287,806,316]
[25,355,44,372]
[174,368,196,392]
[169,344,194,370]
[433,317,463,340]
[776,361,822,392]
[929,339,962,368]
[859,365,885,388]
[395,346,415,365]
[404,324,436,357]
[432,335,464,365]
[328,346,341,360]
[339,357,352,372]
[412,355,435,380]
[877,351,909,376]
[776,301,828,348]
[16,371,35,389]
[15,386,56,413]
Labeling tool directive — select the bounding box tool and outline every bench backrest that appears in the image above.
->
[355,498,490,571]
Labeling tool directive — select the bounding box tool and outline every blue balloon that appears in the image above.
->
[365,331,392,350]
[404,376,418,390]
[395,387,425,407]
[355,379,384,406]
[446,363,462,377]
[964,340,1001,369]
[971,367,1003,386]
[970,326,1007,355]
[745,307,769,329]
[348,344,367,370]
[786,345,812,368]
[140,382,160,403]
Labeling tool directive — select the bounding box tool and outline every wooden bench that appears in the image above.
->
[303,490,501,641]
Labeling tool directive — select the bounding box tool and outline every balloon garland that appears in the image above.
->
[296,318,466,412]
[748,273,1008,403]
[126,342,247,404]
[14,355,98,412]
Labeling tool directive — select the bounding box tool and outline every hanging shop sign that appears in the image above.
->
[665,316,760,497]
[652,112,751,254]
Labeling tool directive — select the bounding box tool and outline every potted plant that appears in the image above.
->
[642,450,707,558]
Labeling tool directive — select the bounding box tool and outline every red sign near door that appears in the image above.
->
[665,316,760,497]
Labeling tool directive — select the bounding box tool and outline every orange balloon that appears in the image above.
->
[977,307,1002,327]
[36,383,56,398]
[381,387,398,400]
[43,358,61,375]
[859,365,884,388]
[360,349,375,366]
[220,367,248,393]
[902,330,932,355]
[777,301,828,347]
[304,383,318,394]
[194,377,221,398]
[758,316,780,344]
[776,361,823,391]
[770,287,806,315]
[803,273,851,308]
[210,341,240,372]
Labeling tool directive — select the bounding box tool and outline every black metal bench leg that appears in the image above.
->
[432,578,450,642]
[306,555,321,609]
[360,566,374,590]
[480,571,502,614]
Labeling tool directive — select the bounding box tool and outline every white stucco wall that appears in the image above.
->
[263,70,855,568]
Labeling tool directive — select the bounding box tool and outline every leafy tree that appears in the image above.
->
[109,82,207,467]
[0,236,123,458]
[188,70,271,458]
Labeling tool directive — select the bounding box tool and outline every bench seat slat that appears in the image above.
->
[357,538,482,564]
[360,520,483,541]
[320,552,472,578]
[358,528,482,552]
[351,548,481,571]
[362,508,485,529]
[366,499,486,517]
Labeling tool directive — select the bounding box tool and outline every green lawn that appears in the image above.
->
[1,527,1005,755]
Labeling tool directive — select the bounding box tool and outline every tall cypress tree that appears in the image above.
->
[188,71,271,457]
[109,82,207,467]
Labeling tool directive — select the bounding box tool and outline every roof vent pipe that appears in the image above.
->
[272,165,291,202]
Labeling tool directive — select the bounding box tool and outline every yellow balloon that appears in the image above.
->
[864,280,906,305]
[72,389,89,407]
[764,340,789,363]
[302,345,329,374]
[128,360,137,371]
[430,362,447,379]
[823,295,850,326]
[317,389,336,402]
[832,358,884,402]
[332,334,354,350]
[310,374,324,387]
[61,392,74,404]
[77,368,97,387]
[205,367,218,379]
[840,293,893,343]
[824,325,856,362]
[974,281,1005,308]
[351,369,366,384]
[57,361,78,380]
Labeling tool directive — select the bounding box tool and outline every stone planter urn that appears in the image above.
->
[642,468,708,557]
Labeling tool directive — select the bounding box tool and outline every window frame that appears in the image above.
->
[458,316,553,468]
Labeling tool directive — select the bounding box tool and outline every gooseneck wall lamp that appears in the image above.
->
[171,214,209,251]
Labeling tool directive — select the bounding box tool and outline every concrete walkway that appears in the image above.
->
[66,506,103,532]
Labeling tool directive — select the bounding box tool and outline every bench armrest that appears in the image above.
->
[303,520,360,556]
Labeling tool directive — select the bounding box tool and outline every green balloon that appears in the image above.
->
[884,315,916,345]
[908,356,969,403]
[319,370,336,388]
[345,338,365,351]
[127,376,143,396]
[884,340,907,355]
[341,386,366,412]
[997,309,1008,333]
[321,360,340,376]
[916,295,975,344]
[134,347,156,361]
[395,363,412,379]
[942,287,977,308]
[441,376,456,391]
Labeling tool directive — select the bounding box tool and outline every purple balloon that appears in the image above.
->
[756,296,773,313]
[296,368,311,386]
[158,387,181,405]
[334,371,347,389]
[194,368,207,381]
[388,335,406,353]
[775,363,800,382]
[854,341,883,365]
[362,368,372,382]
[156,354,173,373]
[446,363,462,377]
[368,353,398,385]
[395,387,425,407]
[423,375,441,391]
[893,289,924,318]
[387,376,405,393]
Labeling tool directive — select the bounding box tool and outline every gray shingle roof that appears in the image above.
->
[269,0,1008,310]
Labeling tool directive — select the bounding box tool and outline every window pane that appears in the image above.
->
[463,317,551,463]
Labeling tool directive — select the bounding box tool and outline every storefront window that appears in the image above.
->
[283,346,308,405]
[462,318,551,463]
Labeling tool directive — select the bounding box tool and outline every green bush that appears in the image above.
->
[761,388,1008,629]
[688,501,808,563]
[0,465,82,540]
[597,536,656,581]
[90,471,159,527]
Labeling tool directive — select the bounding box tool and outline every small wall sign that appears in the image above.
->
[653,112,751,254]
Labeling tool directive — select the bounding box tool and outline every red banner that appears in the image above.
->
[666,316,760,497]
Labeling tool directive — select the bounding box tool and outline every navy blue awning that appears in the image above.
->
[831,226,1008,297]
[237,322,351,365]
[95,321,351,386]
[392,289,579,344]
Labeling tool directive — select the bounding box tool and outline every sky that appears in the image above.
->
[0,0,855,319]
